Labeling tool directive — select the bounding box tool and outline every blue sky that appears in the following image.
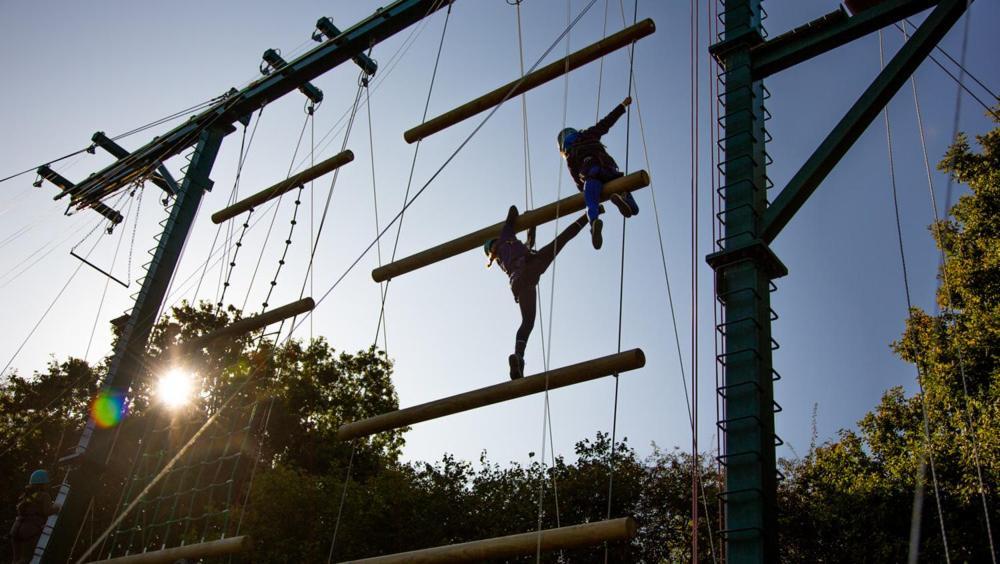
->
[0,0,997,471]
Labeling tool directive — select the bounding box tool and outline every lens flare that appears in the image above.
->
[156,369,194,409]
[91,389,127,429]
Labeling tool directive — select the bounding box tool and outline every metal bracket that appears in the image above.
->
[706,239,788,283]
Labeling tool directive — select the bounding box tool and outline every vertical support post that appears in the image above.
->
[38,125,230,564]
[707,1,784,562]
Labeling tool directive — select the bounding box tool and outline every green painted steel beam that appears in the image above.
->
[62,0,451,210]
[38,125,230,564]
[751,0,938,79]
[712,1,780,561]
[760,0,970,243]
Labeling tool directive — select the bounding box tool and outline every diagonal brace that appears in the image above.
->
[760,0,970,244]
[751,0,939,79]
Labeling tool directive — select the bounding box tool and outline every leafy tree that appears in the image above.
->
[779,115,1000,562]
[0,301,403,561]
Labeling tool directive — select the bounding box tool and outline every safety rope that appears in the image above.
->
[327,7,453,563]
[905,11,998,561]
[601,2,637,562]
[258,109,317,315]
[515,0,537,211]
[193,107,261,302]
[619,7,718,561]
[877,30,951,564]
[896,20,998,120]
[0,94,227,186]
[84,187,142,359]
[240,111,313,312]
[372,0,453,347]
[689,0,701,559]
[536,3,600,560]
[0,188,130,378]
[286,0,598,337]
[289,2,444,176]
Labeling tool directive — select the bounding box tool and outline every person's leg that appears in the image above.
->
[601,166,639,217]
[13,538,32,564]
[511,286,536,379]
[583,176,604,223]
[534,215,587,270]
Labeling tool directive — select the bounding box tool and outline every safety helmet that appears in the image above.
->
[557,128,579,152]
[484,238,497,256]
[29,469,49,485]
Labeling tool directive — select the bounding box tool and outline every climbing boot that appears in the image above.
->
[624,192,640,215]
[610,193,635,218]
[590,218,603,250]
[509,354,525,380]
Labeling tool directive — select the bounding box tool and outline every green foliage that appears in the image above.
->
[0,301,403,560]
[779,115,1000,562]
[6,117,996,561]
[248,432,722,563]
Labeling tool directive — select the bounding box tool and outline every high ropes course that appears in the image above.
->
[0,0,994,562]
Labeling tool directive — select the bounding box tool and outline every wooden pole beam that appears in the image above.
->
[371,170,649,282]
[403,18,656,144]
[337,349,645,441]
[181,297,314,351]
[338,518,636,563]
[211,150,354,224]
[86,535,252,564]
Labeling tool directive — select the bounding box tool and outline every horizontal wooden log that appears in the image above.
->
[371,170,649,282]
[181,297,314,350]
[339,517,636,563]
[211,150,354,224]
[87,535,252,564]
[337,349,645,441]
[403,18,656,143]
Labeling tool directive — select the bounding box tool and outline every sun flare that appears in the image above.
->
[156,369,194,409]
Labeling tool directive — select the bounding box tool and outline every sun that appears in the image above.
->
[156,369,195,409]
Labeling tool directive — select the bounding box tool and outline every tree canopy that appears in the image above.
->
[2,117,997,562]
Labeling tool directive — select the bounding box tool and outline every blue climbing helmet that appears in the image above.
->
[557,128,579,152]
[29,469,49,485]
[484,238,497,256]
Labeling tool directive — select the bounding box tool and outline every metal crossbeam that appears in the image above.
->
[62,0,451,211]
[91,131,178,196]
[750,0,939,79]
[760,0,970,243]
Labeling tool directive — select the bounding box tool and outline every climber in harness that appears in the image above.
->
[486,204,590,379]
[558,96,640,250]
[10,469,60,564]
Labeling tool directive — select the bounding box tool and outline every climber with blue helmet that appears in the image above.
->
[485,204,589,379]
[558,96,640,250]
[10,469,60,564]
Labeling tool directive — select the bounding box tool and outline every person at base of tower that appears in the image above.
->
[485,205,589,379]
[10,469,60,564]
[557,95,640,250]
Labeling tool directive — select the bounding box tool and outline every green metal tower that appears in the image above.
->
[708,0,971,561]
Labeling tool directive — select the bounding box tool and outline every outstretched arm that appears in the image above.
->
[587,97,631,137]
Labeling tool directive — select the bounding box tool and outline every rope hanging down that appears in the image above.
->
[906,9,998,559]
[603,0,638,562]
[328,5,454,558]
[877,30,950,564]
[291,0,602,340]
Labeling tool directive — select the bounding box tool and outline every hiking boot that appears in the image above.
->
[590,218,603,250]
[509,354,525,380]
[610,194,634,218]
[624,192,640,215]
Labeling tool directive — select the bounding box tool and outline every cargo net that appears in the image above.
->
[95,366,270,560]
